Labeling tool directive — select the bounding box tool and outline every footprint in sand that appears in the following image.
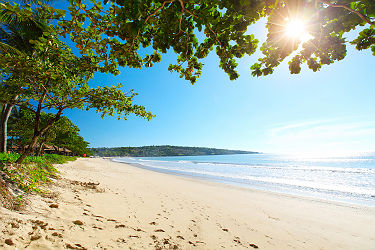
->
[92,225,103,230]
[30,235,42,241]
[72,220,84,226]
[128,235,140,238]
[116,238,127,243]
[234,238,241,244]
[5,239,14,246]
[52,232,63,237]
[188,241,196,246]
[249,243,259,249]
[115,224,126,228]
[66,243,87,250]
[10,222,19,228]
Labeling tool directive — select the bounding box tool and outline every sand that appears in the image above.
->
[0,157,374,249]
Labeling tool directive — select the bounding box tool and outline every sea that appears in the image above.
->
[113,153,375,207]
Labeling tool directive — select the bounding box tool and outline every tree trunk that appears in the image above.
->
[15,134,39,164]
[0,103,14,153]
[37,140,46,156]
[16,91,46,164]
[16,108,63,164]
[0,106,5,153]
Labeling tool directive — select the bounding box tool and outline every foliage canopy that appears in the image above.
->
[0,0,374,162]
[0,13,153,162]
[253,0,375,76]
[17,0,373,82]
[8,109,91,156]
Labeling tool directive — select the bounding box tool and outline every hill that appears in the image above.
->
[91,145,258,157]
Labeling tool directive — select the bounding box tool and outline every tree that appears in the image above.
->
[0,29,153,163]
[45,0,374,81]
[47,0,264,82]
[251,0,375,76]
[39,115,91,156]
[7,108,34,149]
[2,0,374,162]
[4,0,374,86]
[55,130,91,156]
[8,109,91,156]
[0,0,50,153]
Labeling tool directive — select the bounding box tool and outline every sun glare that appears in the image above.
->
[284,19,313,43]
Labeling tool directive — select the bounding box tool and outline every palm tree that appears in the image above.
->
[0,0,50,153]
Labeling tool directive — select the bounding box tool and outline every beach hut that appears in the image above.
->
[43,144,56,154]
[63,148,73,156]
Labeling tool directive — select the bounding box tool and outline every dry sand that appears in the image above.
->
[1,157,374,249]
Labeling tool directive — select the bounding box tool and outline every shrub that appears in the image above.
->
[0,153,76,193]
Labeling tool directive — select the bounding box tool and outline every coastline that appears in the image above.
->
[113,155,375,207]
[1,157,374,249]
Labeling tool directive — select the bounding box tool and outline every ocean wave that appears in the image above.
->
[131,164,375,197]
[113,156,375,201]
[115,157,375,175]
[181,161,375,174]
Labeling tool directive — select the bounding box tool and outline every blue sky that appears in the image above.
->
[55,9,375,154]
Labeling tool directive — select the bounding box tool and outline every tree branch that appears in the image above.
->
[145,0,175,24]
[40,108,63,136]
[206,24,222,47]
[177,1,222,47]
[34,90,46,136]
[127,0,175,52]
[318,0,375,25]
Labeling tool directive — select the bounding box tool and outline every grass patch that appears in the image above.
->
[0,153,77,193]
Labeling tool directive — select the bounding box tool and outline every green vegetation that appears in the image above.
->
[0,0,51,153]
[8,108,92,156]
[47,0,375,80]
[0,31,152,163]
[0,153,76,193]
[255,0,375,76]
[0,0,374,207]
[92,145,258,157]
[2,0,374,163]
[0,1,153,163]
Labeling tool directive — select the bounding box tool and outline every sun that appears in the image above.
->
[285,20,305,38]
[284,19,313,43]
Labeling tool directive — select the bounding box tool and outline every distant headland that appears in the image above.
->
[91,145,259,157]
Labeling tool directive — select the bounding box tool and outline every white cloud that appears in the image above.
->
[265,119,375,155]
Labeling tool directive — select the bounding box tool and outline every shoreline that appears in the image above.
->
[112,157,375,208]
[1,157,374,249]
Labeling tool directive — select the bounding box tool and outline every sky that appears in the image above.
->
[53,4,375,154]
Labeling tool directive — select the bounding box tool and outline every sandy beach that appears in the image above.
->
[1,157,374,249]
